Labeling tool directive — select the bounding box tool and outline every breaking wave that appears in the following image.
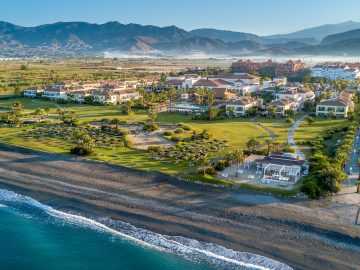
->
[0,189,292,270]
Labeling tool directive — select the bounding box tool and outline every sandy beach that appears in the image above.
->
[0,143,359,270]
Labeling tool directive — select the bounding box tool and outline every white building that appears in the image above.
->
[311,64,360,81]
[316,91,354,118]
[23,87,44,98]
[225,98,257,117]
[42,88,68,101]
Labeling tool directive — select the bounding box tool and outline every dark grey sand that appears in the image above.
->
[0,143,359,270]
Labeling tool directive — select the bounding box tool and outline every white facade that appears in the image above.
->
[42,89,68,100]
[23,87,44,98]
[311,64,360,81]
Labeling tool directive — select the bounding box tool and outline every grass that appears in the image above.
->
[182,173,236,186]
[294,117,348,157]
[239,183,300,196]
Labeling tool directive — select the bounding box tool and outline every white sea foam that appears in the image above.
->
[0,189,293,270]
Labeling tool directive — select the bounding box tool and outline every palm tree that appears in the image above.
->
[200,158,210,175]
[34,108,44,123]
[246,137,260,153]
[44,107,50,117]
[148,106,157,124]
[267,106,276,117]
[272,141,280,152]
[356,180,360,193]
[232,150,245,177]
[227,106,235,118]
[264,139,274,155]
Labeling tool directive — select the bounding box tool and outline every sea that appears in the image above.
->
[0,189,293,270]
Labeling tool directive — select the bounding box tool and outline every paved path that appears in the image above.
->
[345,128,360,186]
[287,115,307,159]
[249,116,276,148]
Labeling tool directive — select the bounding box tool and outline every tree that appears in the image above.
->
[208,107,219,121]
[232,150,245,177]
[264,139,274,155]
[356,180,360,194]
[306,116,314,125]
[246,137,260,153]
[148,106,157,124]
[34,108,44,123]
[200,158,210,175]
[272,141,280,152]
[267,106,276,117]
[284,109,295,117]
[57,108,78,126]
[7,101,24,127]
[44,107,50,116]
[121,100,134,115]
[71,129,94,156]
[167,87,178,106]
[227,106,235,118]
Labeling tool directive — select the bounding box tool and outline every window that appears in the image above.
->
[336,107,345,112]
[317,106,325,111]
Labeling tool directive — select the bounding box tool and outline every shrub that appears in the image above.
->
[204,166,217,176]
[214,160,227,171]
[143,123,159,132]
[163,130,174,136]
[282,146,295,153]
[170,136,180,142]
[70,146,93,156]
[182,125,191,131]
[147,145,163,153]
[285,117,294,124]
[174,128,184,134]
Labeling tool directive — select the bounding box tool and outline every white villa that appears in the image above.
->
[225,98,257,117]
[42,88,68,101]
[316,91,354,118]
[268,98,297,117]
[244,153,305,184]
[23,86,45,98]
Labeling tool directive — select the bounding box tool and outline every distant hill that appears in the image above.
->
[2,20,360,57]
[265,20,360,41]
[190,28,264,43]
[321,29,360,45]
[190,28,317,45]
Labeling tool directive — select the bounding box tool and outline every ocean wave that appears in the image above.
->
[0,189,293,270]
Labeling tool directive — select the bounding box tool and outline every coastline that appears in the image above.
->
[0,143,359,270]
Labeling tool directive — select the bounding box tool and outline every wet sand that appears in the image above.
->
[0,143,359,270]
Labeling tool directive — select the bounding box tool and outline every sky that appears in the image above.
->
[1,0,360,35]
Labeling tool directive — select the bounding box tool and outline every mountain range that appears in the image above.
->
[2,20,360,57]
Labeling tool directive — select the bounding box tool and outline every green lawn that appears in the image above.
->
[254,117,294,145]
[294,117,348,157]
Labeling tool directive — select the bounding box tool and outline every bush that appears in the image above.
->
[285,117,294,124]
[174,128,184,134]
[143,123,159,132]
[214,160,228,171]
[182,125,191,131]
[70,146,93,156]
[200,166,217,176]
[282,146,295,153]
[163,130,174,136]
[147,146,163,153]
[170,136,180,142]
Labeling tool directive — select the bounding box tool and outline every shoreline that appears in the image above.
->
[0,143,359,270]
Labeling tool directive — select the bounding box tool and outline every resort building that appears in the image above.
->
[212,88,238,101]
[92,91,118,105]
[316,91,354,118]
[249,153,305,184]
[268,98,297,117]
[225,98,257,117]
[23,86,45,98]
[311,63,360,81]
[230,59,306,76]
[42,88,68,101]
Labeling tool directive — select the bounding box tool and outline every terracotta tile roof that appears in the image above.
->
[212,88,237,99]
[193,79,232,87]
